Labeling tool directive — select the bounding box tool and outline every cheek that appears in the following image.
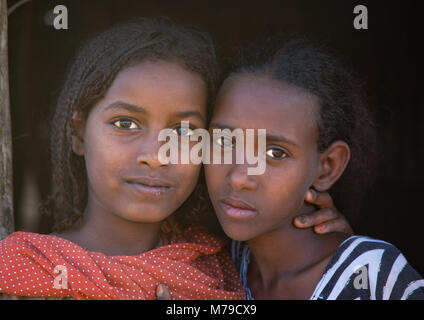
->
[84,131,129,187]
[174,163,201,196]
[265,162,315,209]
[204,164,226,196]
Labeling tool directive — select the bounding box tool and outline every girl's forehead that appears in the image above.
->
[210,74,320,147]
[218,74,311,105]
[213,74,319,125]
[92,60,208,119]
[111,60,206,94]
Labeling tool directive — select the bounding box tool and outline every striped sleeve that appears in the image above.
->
[310,236,424,300]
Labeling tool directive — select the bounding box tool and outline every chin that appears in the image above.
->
[220,223,254,242]
[123,207,173,224]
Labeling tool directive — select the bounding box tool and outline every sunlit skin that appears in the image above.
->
[54,59,349,260]
[205,74,351,299]
[56,60,207,256]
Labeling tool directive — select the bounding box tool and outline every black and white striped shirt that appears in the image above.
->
[232,235,424,300]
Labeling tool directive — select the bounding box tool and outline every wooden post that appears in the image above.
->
[0,0,14,240]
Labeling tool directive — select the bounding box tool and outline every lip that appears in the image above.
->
[219,197,257,220]
[126,176,172,197]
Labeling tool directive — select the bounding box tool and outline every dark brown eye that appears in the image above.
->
[266,147,288,160]
[214,135,234,148]
[112,119,139,129]
[172,125,194,137]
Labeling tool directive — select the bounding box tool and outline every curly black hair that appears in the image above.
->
[226,36,379,222]
[42,17,218,233]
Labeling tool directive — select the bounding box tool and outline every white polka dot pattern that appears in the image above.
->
[0,228,245,300]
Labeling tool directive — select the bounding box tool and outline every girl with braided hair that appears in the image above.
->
[0,19,350,300]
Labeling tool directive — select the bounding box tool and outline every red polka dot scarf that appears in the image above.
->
[0,228,245,299]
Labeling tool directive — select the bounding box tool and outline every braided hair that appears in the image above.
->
[43,18,218,232]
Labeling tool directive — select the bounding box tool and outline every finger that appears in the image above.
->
[314,218,353,235]
[294,208,337,229]
[305,189,334,209]
[156,284,172,300]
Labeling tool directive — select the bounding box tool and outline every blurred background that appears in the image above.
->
[6,0,423,274]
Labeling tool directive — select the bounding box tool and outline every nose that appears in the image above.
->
[136,130,167,169]
[226,163,258,191]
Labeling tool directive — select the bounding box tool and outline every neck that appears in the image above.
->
[63,198,162,256]
[246,205,344,286]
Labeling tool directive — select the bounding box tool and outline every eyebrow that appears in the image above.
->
[171,111,206,123]
[209,122,299,147]
[104,101,148,115]
[103,101,205,122]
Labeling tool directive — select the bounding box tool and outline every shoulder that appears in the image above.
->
[330,235,403,263]
[0,231,74,253]
[0,231,86,268]
[0,231,40,253]
[1,231,58,243]
[0,232,51,268]
[312,235,424,300]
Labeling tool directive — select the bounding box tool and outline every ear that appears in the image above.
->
[312,141,351,192]
[71,111,85,156]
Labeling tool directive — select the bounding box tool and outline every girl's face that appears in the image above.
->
[73,60,207,223]
[205,74,321,241]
